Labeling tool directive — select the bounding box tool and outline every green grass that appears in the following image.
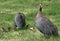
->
[0,0,60,41]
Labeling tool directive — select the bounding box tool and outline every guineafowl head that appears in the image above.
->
[39,4,43,11]
[16,12,24,19]
[36,4,43,17]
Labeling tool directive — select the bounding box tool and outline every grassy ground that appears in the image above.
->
[0,0,60,41]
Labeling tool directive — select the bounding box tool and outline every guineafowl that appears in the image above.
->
[14,12,26,29]
[35,4,58,37]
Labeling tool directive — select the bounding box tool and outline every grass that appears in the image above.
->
[0,0,60,41]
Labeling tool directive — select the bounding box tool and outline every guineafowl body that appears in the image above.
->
[35,4,58,36]
[14,13,26,29]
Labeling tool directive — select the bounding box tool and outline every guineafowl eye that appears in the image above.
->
[35,4,58,37]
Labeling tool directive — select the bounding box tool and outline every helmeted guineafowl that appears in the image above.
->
[14,12,26,29]
[35,4,58,37]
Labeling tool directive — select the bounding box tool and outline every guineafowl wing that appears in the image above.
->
[36,17,58,35]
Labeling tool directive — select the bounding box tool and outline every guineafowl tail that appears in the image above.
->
[39,4,43,12]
